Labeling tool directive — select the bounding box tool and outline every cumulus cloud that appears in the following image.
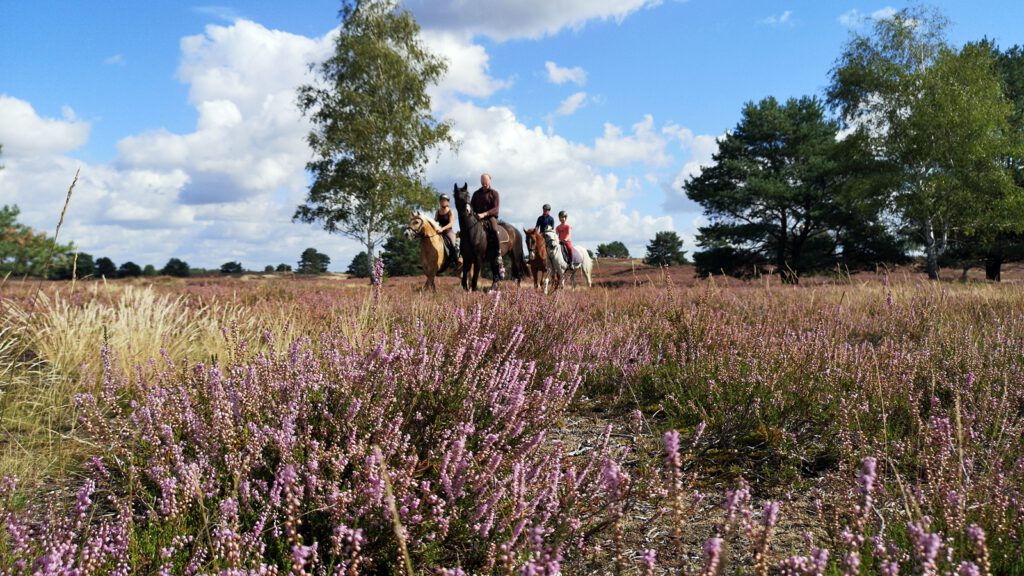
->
[662,125,720,212]
[582,115,673,167]
[760,10,793,26]
[0,96,90,158]
[116,20,334,205]
[407,0,664,41]
[545,61,587,85]
[838,7,897,28]
[420,30,512,107]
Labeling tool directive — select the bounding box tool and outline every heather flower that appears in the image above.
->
[701,537,724,576]
[642,548,657,576]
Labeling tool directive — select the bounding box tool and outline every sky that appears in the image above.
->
[1,1,1023,271]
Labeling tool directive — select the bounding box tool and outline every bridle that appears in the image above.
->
[405,216,439,239]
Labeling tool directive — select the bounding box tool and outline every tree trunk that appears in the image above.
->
[985,246,1003,282]
[366,229,376,284]
[923,218,940,281]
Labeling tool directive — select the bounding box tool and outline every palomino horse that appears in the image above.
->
[543,230,593,290]
[523,227,550,293]
[403,212,460,292]
[452,183,529,292]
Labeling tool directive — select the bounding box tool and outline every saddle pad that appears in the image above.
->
[561,246,582,267]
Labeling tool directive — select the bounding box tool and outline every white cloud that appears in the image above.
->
[0,96,90,158]
[555,91,588,117]
[838,6,896,28]
[545,61,587,85]
[117,20,334,205]
[581,114,672,167]
[407,0,664,41]
[662,125,720,211]
[103,54,126,66]
[420,30,513,107]
[760,10,793,26]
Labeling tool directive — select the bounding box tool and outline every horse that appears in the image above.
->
[523,227,551,293]
[403,212,460,292]
[452,183,529,292]
[542,229,593,290]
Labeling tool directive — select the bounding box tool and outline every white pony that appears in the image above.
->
[542,230,593,290]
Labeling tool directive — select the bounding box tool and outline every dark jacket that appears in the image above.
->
[536,214,555,233]
[471,186,500,219]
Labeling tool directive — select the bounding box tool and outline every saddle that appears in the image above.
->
[487,219,512,253]
[440,235,459,272]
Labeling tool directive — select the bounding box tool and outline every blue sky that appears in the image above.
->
[1,1,1022,270]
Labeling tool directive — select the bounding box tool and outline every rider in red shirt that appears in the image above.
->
[556,211,574,263]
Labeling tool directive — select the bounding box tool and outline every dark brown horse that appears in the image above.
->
[523,227,551,293]
[453,183,528,292]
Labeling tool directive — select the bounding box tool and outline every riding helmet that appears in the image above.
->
[558,210,567,218]
[543,204,551,211]
[439,193,450,201]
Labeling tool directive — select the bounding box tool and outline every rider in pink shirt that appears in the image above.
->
[556,211,574,262]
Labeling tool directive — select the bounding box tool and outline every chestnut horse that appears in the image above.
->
[523,227,551,293]
[403,212,460,292]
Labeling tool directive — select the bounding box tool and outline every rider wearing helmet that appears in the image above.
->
[435,193,459,268]
[556,210,574,264]
[536,204,555,234]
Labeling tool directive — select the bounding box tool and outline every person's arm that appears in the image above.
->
[480,190,500,218]
[565,224,572,242]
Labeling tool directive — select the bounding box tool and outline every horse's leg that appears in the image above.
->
[461,258,470,291]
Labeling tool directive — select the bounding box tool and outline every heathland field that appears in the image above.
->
[1,267,1022,574]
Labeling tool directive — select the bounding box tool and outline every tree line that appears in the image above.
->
[685,7,1024,282]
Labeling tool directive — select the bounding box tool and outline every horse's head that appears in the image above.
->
[542,229,559,249]
[524,227,545,261]
[453,182,470,216]
[404,213,423,240]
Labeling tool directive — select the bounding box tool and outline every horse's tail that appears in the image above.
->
[511,227,529,282]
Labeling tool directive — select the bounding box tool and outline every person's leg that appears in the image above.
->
[488,219,504,279]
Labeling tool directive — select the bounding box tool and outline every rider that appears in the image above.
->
[471,173,503,277]
[556,210,574,264]
[536,204,555,234]
[435,193,459,268]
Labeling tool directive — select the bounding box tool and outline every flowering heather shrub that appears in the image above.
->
[3,277,1024,574]
[0,295,614,573]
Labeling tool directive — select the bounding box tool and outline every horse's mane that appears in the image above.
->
[415,212,441,230]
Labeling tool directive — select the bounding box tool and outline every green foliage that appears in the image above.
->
[275,263,292,273]
[161,258,191,278]
[347,252,370,278]
[685,96,902,280]
[0,205,74,278]
[117,262,142,278]
[143,264,157,277]
[297,248,330,274]
[220,261,244,274]
[596,241,630,258]
[95,257,117,278]
[828,7,1023,279]
[50,252,95,280]
[381,230,420,276]
[644,231,687,267]
[295,0,454,262]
